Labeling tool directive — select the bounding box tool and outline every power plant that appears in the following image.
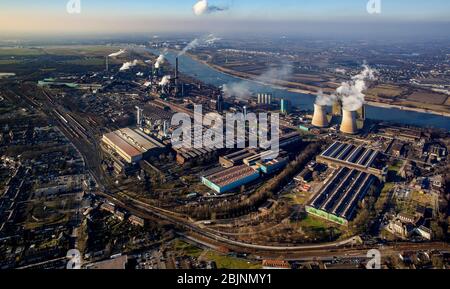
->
[312,104,329,128]
[340,109,358,134]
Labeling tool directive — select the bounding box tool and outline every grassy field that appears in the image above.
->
[202,251,262,269]
[63,58,107,66]
[173,240,203,258]
[0,48,46,56]
[299,215,330,229]
[407,91,448,105]
[172,240,262,269]
[0,60,22,65]
[388,160,404,173]
[367,84,405,99]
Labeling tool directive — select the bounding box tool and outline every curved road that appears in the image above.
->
[98,191,360,252]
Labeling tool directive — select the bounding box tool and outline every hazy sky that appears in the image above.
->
[1,0,450,37]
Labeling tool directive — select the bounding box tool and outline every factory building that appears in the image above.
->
[102,128,165,164]
[201,165,260,194]
[219,149,259,168]
[256,154,289,174]
[306,167,377,225]
[316,141,385,178]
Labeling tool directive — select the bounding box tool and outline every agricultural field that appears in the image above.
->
[367,84,406,99]
[406,91,448,105]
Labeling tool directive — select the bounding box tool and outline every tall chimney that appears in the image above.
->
[175,57,179,81]
[105,56,109,72]
[340,109,358,134]
[312,104,329,128]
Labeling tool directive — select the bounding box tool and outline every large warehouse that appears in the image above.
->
[102,128,165,163]
[202,165,260,194]
[316,141,386,178]
[306,167,377,225]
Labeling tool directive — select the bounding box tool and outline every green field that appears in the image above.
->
[299,215,330,229]
[0,48,46,56]
[173,240,203,258]
[203,251,262,269]
[63,58,106,66]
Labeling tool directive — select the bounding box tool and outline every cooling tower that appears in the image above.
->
[312,104,329,128]
[340,109,358,134]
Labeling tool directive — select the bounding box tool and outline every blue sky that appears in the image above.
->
[1,0,450,35]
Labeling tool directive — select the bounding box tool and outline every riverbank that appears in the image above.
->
[189,53,450,118]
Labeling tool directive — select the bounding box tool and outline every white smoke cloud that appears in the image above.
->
[315,64,376,110]
[178,39,200,56]
[119,60,139,71]
[154,48,168,68]
[255,64,293,85]
[204,34,222,45]
[155,54,165,69]
[335,68,346,74]
[222,82,252,100]
[159,75,171,86]
[178,34,221,56]
[223,64,293,99]
[336,64,376,111]
[193,0,228,16]
[109,49,126,57]
[315,89,337,106]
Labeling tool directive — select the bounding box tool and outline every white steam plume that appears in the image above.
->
[108,49,126,57]
[222,82,252,100]
[178,34,221,56]
[159,75,171,86]
[315,90,337,106]
[178,39,200,56]
[255,64,293,85]
[155,54,165,69]
[119,60,139,71]
[336,64,376,111]
[154,48,169,68]
[222,64,293,99]
[193,0,228,16]
[315,64,376,110]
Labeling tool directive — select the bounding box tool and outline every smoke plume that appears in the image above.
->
[155,54,165,69]
[178,34,221,56]
[193,0,228,16]
[178,39,200,56]
[337,64,376,111]
[315,64,376,110]
[222,64,293,99]
[315,90,337,106]
[119,60,138,71]
[108,49,126,57]
[222,82,252,100]
[159,75,171,86]
[255,64,293,85]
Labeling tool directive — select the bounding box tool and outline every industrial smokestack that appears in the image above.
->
[175,57,179,80]
[340,109,358,134]
[105,56,109,72]
[312,104,329,128]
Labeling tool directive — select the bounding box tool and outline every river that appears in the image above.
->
[148,49,450,131]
